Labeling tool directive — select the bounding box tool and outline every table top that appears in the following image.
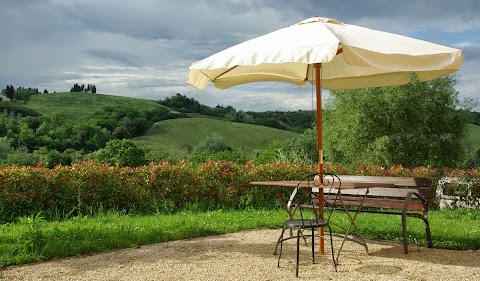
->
[251,180,394,189]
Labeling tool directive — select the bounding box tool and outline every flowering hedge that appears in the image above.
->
[440,168,480,208]
[1,161,478,221]
[0,161,312,221]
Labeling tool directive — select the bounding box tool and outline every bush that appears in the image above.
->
[192,133,231,153]
[2,161,479,222]
[0,161,313,221]
[94,139,146,167]
[188,150,247,164]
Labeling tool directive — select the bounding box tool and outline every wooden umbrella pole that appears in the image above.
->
[314,63,325,254]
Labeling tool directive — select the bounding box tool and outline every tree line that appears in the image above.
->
[1,84,99,101]
[158,93,315,132]
[70,83,97,93]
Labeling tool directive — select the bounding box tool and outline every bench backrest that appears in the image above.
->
[336,175,431,187]
[314,176,432,211]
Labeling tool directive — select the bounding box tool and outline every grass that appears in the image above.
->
[467,123,480,152]
[0,209,478,269]
[24,92,170,123]
[330,209,480,250]
[132,117,299,159]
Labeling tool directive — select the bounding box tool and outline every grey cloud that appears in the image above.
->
[462,45,480,61]
[50,0,276,42]
[0,0,479,112]
[84,49,140,67]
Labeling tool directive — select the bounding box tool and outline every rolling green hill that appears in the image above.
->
[132,117,299,159]
[24,92,172,122]
[16,92,480,162]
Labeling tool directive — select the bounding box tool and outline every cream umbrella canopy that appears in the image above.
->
[187,16,462,252]
[187,16,462,174]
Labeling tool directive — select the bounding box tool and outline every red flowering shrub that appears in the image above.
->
[0,161,477,221]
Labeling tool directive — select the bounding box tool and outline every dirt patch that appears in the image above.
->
[2,229,479,280]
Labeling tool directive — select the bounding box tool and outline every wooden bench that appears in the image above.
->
[324,175,433,254]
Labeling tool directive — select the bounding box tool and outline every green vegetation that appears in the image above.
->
[0,209,478,268]
[324,74,472,168]
[94,139,147,167]
[0,210,286,268]
[1,83,479,270]
[467,124,480,151]
[2,81,480,168]
[133,117,299,161]
[25,92,171,123]
[159,93,314,132]
[1,93,182,167]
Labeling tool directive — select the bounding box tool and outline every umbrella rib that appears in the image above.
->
[306,48,343,82]
[214,66,239,80]
[214,49,344,82]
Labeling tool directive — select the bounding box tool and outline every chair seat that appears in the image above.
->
[284,219,328,228]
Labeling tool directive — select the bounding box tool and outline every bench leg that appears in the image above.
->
[403,213,433,253]
[402,213,409,254]
[423,212,433,248]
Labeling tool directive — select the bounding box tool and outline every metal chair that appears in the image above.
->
[272,185,310,255]
[276,173,340,277]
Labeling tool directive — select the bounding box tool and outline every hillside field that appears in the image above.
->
[18,92,480,161]
[24,92,172,122]
[467,123,480,152]
[133,117,299,159]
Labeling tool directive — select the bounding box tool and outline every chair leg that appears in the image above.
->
[274,226,288,255]
[311,227,315,263]
[328,226,337,272]
[296,227,300,277]
[277,235,284,268]
[274,227,308,255]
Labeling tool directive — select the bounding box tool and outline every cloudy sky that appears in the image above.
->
[1,0,479,112]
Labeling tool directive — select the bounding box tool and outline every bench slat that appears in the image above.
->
[337,175,432,187]
[321,187,430,199]
[325,196,427,211]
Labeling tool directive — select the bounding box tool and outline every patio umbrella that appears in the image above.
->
[187,16,462,174]
[186,16,462,251]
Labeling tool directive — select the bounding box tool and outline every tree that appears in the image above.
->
[253,140,285,164]
[323,74,471,168]
[5,85,14,99]
[13,87,38,100]
[0,137,11,159]
[276,127,318,165]
[95,139,146,167]
[192,133,231,153]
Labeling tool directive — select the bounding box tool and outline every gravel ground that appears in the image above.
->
[2,228,479,281]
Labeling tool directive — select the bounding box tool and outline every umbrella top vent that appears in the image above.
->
[297,16,342,25]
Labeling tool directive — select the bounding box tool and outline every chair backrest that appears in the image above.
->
[294,173,341,223]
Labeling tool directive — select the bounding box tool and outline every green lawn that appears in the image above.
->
[0,209,478,269]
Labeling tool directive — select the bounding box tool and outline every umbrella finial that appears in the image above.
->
[298,16,342,25]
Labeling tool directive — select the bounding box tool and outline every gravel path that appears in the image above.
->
[2,228,479,280]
